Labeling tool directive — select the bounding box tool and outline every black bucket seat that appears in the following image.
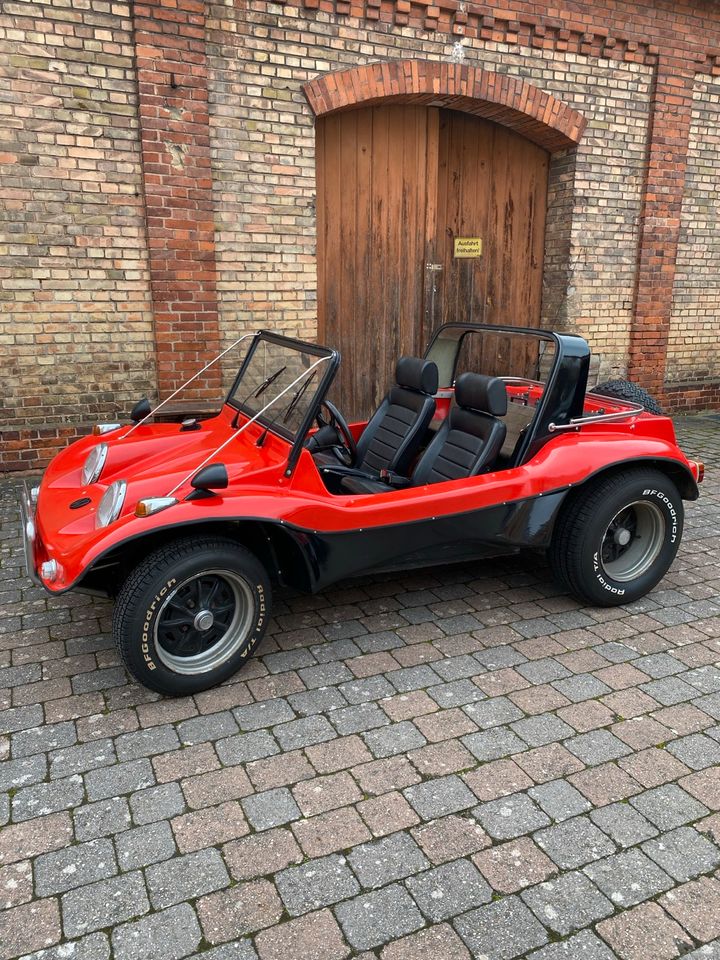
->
[340,372,507,494]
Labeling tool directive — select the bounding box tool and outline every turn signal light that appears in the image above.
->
[135,497,178,518]
[40,559,60,582]
[92,423,121,436]
[697,462,705,483]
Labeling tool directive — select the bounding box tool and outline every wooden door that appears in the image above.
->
[316,105,549,418]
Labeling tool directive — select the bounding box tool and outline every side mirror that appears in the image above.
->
[130,397,152,423]
[190,462,228,494]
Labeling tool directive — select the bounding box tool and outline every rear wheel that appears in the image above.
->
[549,469,683,606]
[113,537,271,695]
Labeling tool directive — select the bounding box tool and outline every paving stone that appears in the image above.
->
[116,724,180,761]
[234,699,296,730]
[589,801,659,847]
[403,775,477,819]
[474,792,550,840]
[12,774,85,821]
[0,812,73,867]
[553,674,612,702]
[216,730,280,766]
[276,853,359,915]
[331,702,389,735]
[334,883,425,951]
[74,796,132,840]
[659,876,720,942]
[241,787,301,831]
[0,860,32,910]
[411,814,490,865]
[529,779,592,821]
[641,676,698,706]
[0,898,62,960]
[352,756,420,795]
[408,739,475,777]
[18,932,111,960]
[522,870,614,934]
[348,832,428,889]
[145,848,230,909]
[85,759,155,801]
[454,895,549,959]
[406,858,491,920]
[357,790,420,837]
[597,901,693,960]
[535,816,617,869]
[463,696,523,729]
[428,680,485,708]
[254,908,350,960]
[514,743,584,783]
[339,676,395,704]
[472,836,556,893]
[666,732,720,770]
[565,729,632,765]
[461,726,526,761]
[34,838,117,896]
[511,713,574,747]
[273,715,336,751]
[12,721,77,759]
[198,880,283,943]
[463,759,533,802]
[306,735,373,774]
[380,922,471,960]
[223,827,303,881]
[292,807,371,858]
[0,755,47,793]
[183,765,253,809]
[111,903,202,960]
[526,930,618,959]
[129,783,185,825]
[630,783,709,830]
[116,821,177,870]
[584,847,674,907]
[618,746,691,787]
[642,826,720,881]
[62,872,150,937]
[363,720,427,758]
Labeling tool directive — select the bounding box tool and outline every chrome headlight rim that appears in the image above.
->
[82,443,108,486]
[95,480,127,529]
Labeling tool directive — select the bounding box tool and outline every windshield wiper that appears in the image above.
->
[253,365,287,399]
[282,373,315,424]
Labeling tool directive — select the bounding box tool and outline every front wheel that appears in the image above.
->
[113,537,271,695]
[549,469,683,606]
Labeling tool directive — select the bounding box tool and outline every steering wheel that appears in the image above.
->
[315,400,357,467]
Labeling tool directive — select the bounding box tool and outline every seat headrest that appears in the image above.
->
[455,372,508,417]
[395,357,439,396]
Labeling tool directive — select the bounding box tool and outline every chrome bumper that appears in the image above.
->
[19,481,41,585]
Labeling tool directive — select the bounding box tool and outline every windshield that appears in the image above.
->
[227,333,338,443]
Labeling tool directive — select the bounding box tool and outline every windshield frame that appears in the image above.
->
[226,331,340,475]
[424,322,590,464]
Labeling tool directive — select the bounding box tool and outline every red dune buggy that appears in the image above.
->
[21,324,703,695]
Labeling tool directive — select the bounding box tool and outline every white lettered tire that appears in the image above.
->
[113,537,271,695]
[549,469,683,606]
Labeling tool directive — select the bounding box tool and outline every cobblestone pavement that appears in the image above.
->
[1,416,719,960]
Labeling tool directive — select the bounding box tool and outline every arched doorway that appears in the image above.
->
[308,62,585,418]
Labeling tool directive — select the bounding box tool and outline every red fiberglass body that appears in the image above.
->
[24,325,701,600]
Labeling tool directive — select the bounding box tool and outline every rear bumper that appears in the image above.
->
[19,481,41,585]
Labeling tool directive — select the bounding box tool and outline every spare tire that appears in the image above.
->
[590,379,663,415]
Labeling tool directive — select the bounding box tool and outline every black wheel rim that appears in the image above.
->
[154,570,254,674]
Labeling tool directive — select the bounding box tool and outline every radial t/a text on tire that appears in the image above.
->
[112,536,271,695]
[549,468,683,606]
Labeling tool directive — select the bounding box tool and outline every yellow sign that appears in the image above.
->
[454,237,483,258]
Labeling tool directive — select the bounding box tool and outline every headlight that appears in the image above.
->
[96,480,127,528]
[82,444,108,486]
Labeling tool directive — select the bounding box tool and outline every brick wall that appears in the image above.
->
[667,75,720,407]
[0,1,155,472]
[3,0,720,472]
[205,1,652,385]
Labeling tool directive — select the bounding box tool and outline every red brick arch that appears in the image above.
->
[304,60,586,152]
